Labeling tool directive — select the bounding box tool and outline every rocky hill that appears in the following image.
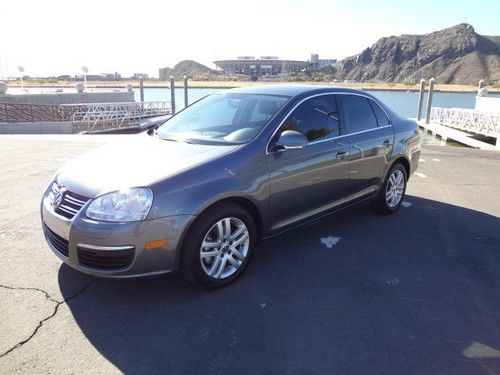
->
[324,24,500,84]
[160,60,215,79]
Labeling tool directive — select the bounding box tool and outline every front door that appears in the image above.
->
[267,95,349,232]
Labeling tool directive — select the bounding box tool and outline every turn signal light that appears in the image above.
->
[145,239,168,250]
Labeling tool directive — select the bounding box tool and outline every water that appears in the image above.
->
[8,87,476,117]
[138,87,480,147]
[368,90,476,118]
[137,87,477,118]
[6,86,477,118]
[136,88,217,110]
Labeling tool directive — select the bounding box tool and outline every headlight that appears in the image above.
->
[86,188,153,222]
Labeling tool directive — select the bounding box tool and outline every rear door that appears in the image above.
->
[337,94,394,203]
[267,94,349,231]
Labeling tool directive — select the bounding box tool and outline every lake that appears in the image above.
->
[136,87,478,119]
[5,86,478,119]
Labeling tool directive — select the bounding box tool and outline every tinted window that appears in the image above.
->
[369,99,391,126]
[281,95,340,142]
[338,95,378,134]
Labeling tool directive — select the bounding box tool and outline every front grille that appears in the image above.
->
[77,246,135,269]
[44,225,69,257]
[48,183,90,219]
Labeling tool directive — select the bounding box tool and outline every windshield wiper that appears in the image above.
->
[159,136,196,144]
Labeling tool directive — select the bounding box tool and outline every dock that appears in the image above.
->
[414,79,499,150]
[0,101,171,134]
[416,118,498,150]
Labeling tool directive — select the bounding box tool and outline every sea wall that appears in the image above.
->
[0,91,134,105]
[0,121,73,134]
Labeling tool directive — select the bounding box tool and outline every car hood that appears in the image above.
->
[56,136,239,198]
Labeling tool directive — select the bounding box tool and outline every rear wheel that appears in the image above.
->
[372,163,407,214]
[181,203,256,288]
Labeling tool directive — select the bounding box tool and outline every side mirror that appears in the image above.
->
[275,130,308,151]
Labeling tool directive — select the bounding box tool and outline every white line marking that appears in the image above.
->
[432,158,440,162]
[321,236,341,248]
[401,201,412,208]
[415,172,427,178]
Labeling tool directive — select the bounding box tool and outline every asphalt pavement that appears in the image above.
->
[0,134,499,374]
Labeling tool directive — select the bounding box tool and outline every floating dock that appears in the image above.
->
[416,119,498,150]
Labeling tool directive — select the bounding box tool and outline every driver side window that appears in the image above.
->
[280,95,339,142]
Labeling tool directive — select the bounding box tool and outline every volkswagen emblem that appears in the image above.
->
[51,186,66,210]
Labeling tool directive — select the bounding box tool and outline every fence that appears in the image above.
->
[0,103,86,123]
[0,101,171,133]
[430,107,500,138]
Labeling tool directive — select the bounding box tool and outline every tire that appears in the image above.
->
[372,163,407,214]
[181,202,256,288]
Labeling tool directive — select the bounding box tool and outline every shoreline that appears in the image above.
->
[4,80,499,94]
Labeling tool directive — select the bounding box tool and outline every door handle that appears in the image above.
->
[383,139,391,147]
[336,150,347,159]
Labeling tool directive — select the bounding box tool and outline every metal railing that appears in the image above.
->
[69,101,171,132]
[430,107,500,138]
[0,103,86,123]
[1,101,171,133]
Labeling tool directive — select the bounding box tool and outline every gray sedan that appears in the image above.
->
[41,85,420,288]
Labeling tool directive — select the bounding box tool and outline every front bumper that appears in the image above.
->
[41,195,194,278]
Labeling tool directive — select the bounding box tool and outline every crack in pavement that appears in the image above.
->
[0,279,98,358]
[0,285,61,304]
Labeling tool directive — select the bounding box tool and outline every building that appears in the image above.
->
[214,56,309,80]
[75,73,122,81]
[310,54,337,70]
[133,73,149,80]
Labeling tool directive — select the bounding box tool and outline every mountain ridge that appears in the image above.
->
[324,24,500,84]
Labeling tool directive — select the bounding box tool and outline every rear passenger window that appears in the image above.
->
[369,100,391,126]
[338,95,378,134]
[281,95,340,142]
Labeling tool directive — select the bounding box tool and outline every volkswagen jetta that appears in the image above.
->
[41,85,420,288]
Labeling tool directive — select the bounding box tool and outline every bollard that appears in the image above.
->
[425,78,435,125]
[139,78,144,102]
[416,79,425,121]
[170,76,176,115]
[183,76,188,108]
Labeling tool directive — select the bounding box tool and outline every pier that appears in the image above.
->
[416,79,500,150]
[0,100,171,134]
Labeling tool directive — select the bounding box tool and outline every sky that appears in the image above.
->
[0,0,499,78]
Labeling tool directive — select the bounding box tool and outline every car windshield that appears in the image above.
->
[157,93,289,145]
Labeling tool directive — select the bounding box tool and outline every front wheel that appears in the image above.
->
[181,203,256,288]
[372,163,407,214]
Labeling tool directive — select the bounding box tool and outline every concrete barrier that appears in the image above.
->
[0,121,73,134]
[0,91,134,105]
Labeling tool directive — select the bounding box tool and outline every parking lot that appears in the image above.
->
[0,134,499,374]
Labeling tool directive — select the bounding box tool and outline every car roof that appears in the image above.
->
[219,84,368,98]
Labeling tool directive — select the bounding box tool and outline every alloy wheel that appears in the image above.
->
[199,217,250,279]
[385,169,405,208]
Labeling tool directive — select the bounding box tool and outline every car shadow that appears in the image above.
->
[58,195,500,374]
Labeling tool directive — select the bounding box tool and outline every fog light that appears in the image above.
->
[145,239,168,250]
